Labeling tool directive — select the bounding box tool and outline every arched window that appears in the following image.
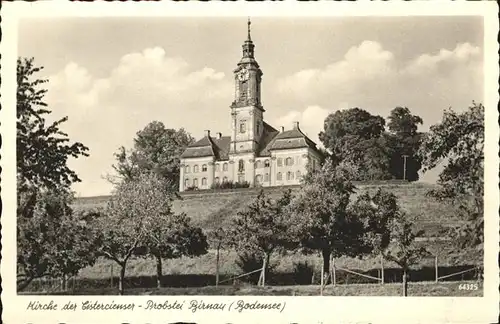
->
[286,157,294,166]
[239,122,246,133]
[287,171,294,180]
[238,159,245,172]
[296,170,301,179]
[264,173,269,182]
[202,178,207,186]
[255,174,262,184]
[193,178,198,187]
[202,164,207,172]
[264,160,270,168]
[223,176,228,183]
[277,158,283,167]
[215,164,220,172]
[215,177,220,184]
[185,165,190,173]
[193,165,199,173]
[184,178,190,187]
[256,122,260,135]
[255,161,262,169]
[277,172,282,181]
[223,163,228,171]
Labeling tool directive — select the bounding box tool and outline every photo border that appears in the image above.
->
[1,1,498,323]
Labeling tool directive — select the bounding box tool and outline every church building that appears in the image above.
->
[179,20,322,192]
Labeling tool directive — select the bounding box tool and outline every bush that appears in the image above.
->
[293,261,315,285]
[210,181,250,190]
[235,251,275,284]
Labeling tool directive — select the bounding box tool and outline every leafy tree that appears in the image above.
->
[17,57,89,198]
[319,108,391,180]
[98,174,155,295]
[386,107,424,181]
[383,213,428,296]
[16,57,91,290]
[208,227,229,286]
[99,173,207,292]
[137,174,208,288]
[289,161,365,283]
[227,189,294,284]
[17,191,101,291]
[144,211,208,288]
[349,188,400,256]
[419,102,484,250]
[112,121,194,191]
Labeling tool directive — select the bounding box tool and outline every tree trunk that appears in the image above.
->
[321,248,331,285]
[265,252,271,276]
[62,274,68,291]
[215,245,220,287]
[156,254,163,289]
[261,252,269,287]
[402,268,408,297]
[119,263,126,295]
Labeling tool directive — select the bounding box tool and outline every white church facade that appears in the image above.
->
[179,20,322,192]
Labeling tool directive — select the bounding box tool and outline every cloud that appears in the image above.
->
[404,42,481,75]
[44,47,232,196]
[275,105,333,147]
[275,41,483,150]
[276,41,395,100]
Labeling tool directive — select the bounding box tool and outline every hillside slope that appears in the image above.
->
[73,182,462,237]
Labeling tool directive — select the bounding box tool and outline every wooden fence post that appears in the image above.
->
[110,264,114,288]
[435,255,438,283]
[215,246,220,287]
[380,254,385,284]
[262,254,267,287]
[332,258,336,287]
[320,264,324,296]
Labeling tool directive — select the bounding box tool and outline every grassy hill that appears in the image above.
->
[73,181,464,237]
[42,181,478,293]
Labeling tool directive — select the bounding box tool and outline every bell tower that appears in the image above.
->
[230,18,265,154]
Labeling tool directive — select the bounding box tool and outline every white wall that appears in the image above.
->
[180,147,321,191]
[180,156,214,191]
[271,148,309,186]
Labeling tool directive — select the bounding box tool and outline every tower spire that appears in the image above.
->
[242,17,255,59]
[247,17,252,41]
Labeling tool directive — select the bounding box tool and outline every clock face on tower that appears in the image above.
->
[238,68,249,81]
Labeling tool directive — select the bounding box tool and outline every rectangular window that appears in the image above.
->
[277,158,283,167]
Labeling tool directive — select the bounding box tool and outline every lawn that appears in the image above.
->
[77,239,480,281]
[28,281,483,297]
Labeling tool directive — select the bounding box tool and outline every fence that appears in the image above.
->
[315,254,481,295]
[24,252,481,294]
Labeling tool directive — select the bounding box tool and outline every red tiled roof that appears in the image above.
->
[181,123,318,159]
[181,135,231,159]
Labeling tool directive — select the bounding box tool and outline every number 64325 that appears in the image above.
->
[458,283,479,290]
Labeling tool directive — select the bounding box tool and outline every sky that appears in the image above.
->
[18,16,484,197]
